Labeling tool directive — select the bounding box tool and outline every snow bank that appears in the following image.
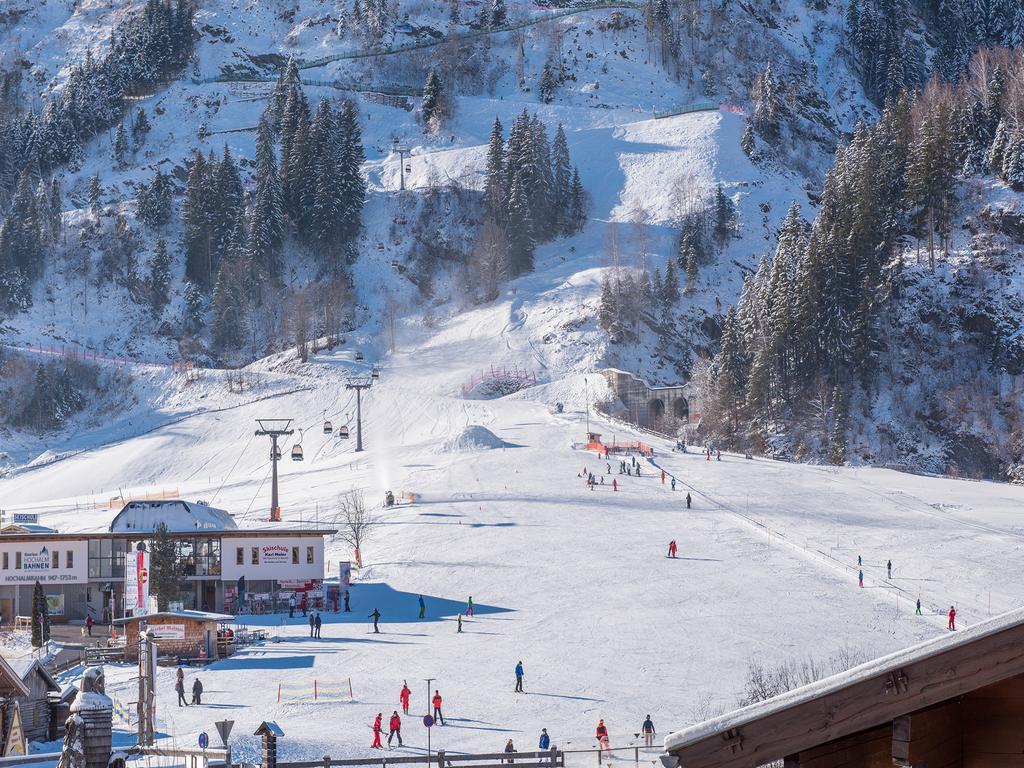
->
[439,425,506,452]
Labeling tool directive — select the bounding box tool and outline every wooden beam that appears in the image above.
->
[671,625,1024,768]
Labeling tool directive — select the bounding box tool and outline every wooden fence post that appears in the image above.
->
[438,749,446,768]
[324,757,332,768]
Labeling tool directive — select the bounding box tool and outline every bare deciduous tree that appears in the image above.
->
[335,490,378,567]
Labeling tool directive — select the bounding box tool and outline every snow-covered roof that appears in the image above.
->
[112,610,235,624]
[665,606,1024,753]
[0,655,30,698]
[109,500,237,533]
[1,523,58,534]
[7,658,60,692]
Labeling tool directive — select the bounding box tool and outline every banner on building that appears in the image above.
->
[46,594,65,616]
[150,623,185,640]
[124,542,150,615]
[261,544,290,563]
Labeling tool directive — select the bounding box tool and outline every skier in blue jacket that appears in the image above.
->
[515,661,525,693]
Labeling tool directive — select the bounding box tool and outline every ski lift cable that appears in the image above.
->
[210,430,258,505]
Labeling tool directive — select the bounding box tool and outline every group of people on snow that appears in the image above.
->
[856,555,957,629]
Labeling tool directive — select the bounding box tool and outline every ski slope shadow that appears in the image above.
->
[212,653,316,671]
[341,583,512,624]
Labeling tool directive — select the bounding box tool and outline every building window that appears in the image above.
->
[89,539,127,579]
[67,550,73,569]
[194,538,221,576]
[52,550,59,569]
[15,552,21,569]
[251,547,258,565]
[306,546,314,564]
[236,547,244,565]
[292,547,299,564]
[2,552,7,569]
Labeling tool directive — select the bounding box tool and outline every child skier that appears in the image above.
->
[668,541,677,558]
[948,606,956,630]
[372,713,384,748]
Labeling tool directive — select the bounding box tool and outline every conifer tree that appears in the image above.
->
[149,237,171,315]
[662,258,680,306]
[114,122,129,166]
[485,117,505,220]
[552,124,572,231]
[31,580,50,648]
[491,0,507,27]
[421,70,445,131]
[539,62,558,103]
[248,119,285,286]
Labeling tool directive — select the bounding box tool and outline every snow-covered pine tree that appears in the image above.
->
[88,175,102,219]
[988,119,1010,173]
[568,167,586,233]
[149,237,171,315]
[113,122,129,167]
[183,280,205,333]
[131,108,151,147]
[421,70,445,131]
[335,99,366,261]
[506,172,534,275]
[248,118,285,287]
[485,117,505,221]
[538,62,558,103]
[181,151,213,286]
[662,258,680,306]
[551,124,572,233]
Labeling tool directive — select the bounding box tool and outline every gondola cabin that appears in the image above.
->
[291,445,303,461]
[371,367,380,380]
[339,425,350,439]
[323,421,333,434]
[355,351,364,360]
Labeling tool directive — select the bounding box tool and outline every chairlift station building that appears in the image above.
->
[0,500,336,622]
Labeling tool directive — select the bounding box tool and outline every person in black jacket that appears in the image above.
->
[641,715,655,748]
[191,677,203,705]
[369,608,381,633]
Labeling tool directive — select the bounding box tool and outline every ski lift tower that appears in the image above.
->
[392,139,410,191]
[345,378,373,452]
[255,419,294,522]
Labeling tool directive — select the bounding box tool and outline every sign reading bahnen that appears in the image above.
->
[22,546,50,570]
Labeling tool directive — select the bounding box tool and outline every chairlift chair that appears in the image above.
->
[291,444,304,461]
[339,424,350,439]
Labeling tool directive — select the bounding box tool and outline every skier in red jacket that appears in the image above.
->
[432,690,445,725]
[372,713,383,748]
[668,540,677,558]
[948,606,956,631]
[400,681,411,714]
[388,711,403,746]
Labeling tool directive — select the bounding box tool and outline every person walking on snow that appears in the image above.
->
[372,713,383,748]
[595,720,610,751]
[641,715,655,748]
[314,611,322,638]
[915,598,922,615]
[309,612,315,637]
[301,592,308,617]
[612,478,618,492]
[857,554,862,567]
[432,690,445,725]
[289,594,296,618]
[418,595,426,619]
[858,570,864,588]
[668,540,677,558]
[671,477,676,491]
[887,560,892,579]
[458,614,463,633]
[400,682,411,714]
[191,677,203,705]
[369,608,381,633]
[539,729,550,750]
[175,668,188,707]
[948,606,956,631]
[606,463,611,474]
[717,451,721,461]
[388,711,403,747]
[515,660,525,692]
[686,493,691,509]
[344,590,351,612]
[504,739,517,764]
[467,596,474,616]
[86,615,93,636]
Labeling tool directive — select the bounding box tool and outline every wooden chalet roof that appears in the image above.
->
[0,655,31,699]
[664,607,1024,768]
